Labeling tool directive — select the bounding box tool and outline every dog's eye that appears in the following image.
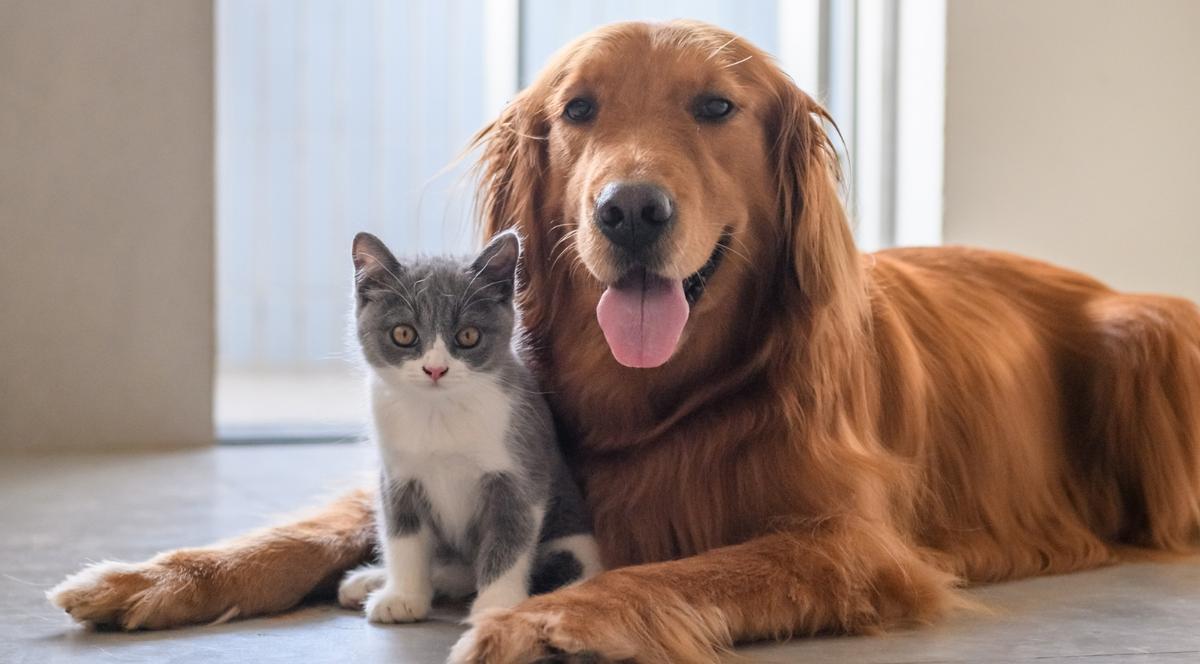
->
[391,324,418,348]
[694,96,735,122]
[564,98,596,123]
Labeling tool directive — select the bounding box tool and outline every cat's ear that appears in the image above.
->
[469,230,521,304]
[352,232,402,293]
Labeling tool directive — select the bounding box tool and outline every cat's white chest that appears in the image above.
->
[370,376,515,545]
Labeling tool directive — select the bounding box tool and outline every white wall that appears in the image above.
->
[0,0,214,451]
[943,0,1200,303]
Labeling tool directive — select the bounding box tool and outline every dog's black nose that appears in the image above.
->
[594,182,674,251]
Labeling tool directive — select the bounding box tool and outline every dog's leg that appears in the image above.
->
[449,516,961,664]
[48,488,376,630]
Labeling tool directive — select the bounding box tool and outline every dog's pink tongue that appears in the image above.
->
[596,270,689,368]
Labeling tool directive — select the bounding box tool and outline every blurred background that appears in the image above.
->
[212,0,928,439]
[1,0,1197,452]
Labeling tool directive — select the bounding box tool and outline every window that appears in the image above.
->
[215,0,943,440]
[216,0,492,441]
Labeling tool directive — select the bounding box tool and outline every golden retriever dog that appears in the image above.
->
[50,20,1200,663]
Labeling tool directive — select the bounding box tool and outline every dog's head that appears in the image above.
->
[475,21,859,370]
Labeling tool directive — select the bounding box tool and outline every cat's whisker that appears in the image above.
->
[461,278,510,310]
[412,275,434,299]
[457,246,509,317]
[395,275,420,306]
[357,256,417,310]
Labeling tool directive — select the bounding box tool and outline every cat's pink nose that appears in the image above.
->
[422,365,448,383]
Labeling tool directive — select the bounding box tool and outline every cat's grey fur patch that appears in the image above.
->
[538,468,594,543]
[469,472,537,586]
[380,476,430,537]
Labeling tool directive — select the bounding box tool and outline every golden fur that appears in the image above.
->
[50,21,1200,663]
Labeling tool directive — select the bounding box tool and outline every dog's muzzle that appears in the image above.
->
[593,181,675,260]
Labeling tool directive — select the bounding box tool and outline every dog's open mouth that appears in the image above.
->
[595,236,729,369]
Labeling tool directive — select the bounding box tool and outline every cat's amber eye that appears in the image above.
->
[390,324,418,347]
[455,326,481,349]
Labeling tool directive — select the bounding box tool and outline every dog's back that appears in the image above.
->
[872,246,1200,579]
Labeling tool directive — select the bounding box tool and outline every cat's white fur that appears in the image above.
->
[372,339,520,546]
[366,529,433,623]
[362,338,542,622]
[337,559,475,609]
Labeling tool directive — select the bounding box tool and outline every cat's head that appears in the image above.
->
[351,230,521,392]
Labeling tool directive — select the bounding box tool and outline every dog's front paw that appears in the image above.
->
[47,555,234,630]
[449,605,603,664]
[365,585,431,623]
[448,598,629,664]
[338,566,386,609]
[48,561,158,628]
[448,572,726,663]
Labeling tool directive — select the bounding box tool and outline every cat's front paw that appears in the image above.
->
[365,585,431,624]
[337,566,386,609]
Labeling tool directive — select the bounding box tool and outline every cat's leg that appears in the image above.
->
[365,478,434,624]
[431,559,476,600]
[346,560,476,607]
[367,529,433,623]
[466,473,542,621]
[349,559,475,606]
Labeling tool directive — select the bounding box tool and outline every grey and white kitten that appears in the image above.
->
[337,230,602,624]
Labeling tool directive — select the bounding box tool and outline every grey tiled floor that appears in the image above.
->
[2,443,1199,663]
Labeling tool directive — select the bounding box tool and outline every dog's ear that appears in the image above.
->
[769,77,861,309]
[470,90,548,273]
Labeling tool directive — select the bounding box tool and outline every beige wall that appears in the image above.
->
[943,0,1200,303]
[0,1,214,451]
